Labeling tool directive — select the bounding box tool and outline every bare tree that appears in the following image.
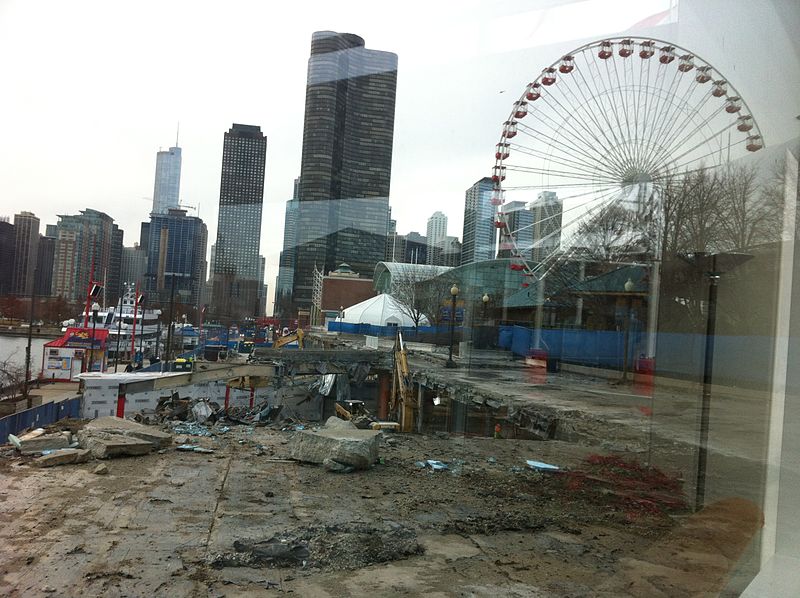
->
[0,355,26,401]
[390,266,453,329]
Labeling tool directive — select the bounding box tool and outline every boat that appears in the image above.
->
[62,283,162,361]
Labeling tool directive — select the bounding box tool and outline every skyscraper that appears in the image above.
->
[291,31,398,312]
[11,211,40,296]
[275,197,299,318]
[146,208,208,307]
[426,211,448,265]
[34,234,56,296]
[497,201,533,260]
[532,191,563,263]
[52,209,116,303]
[152,146,182,215]
[211,124,267,321]
[461,177,496,265]
[0,218,16,295]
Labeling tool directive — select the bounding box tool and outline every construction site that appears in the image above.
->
[0,330,770,597]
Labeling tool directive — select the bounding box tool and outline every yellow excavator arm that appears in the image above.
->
[273,328,304,349]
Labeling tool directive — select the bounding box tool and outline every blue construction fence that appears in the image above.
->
[498,325,775,387]
[328,321,458,338]
[0,397,82,441]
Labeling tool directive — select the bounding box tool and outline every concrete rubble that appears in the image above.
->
[8,429,72,455]
[33,448,91,468]
[289,425,380,471]
[77,416,172,459]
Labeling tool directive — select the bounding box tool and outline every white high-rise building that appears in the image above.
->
[426,211,448,265]
[152,146,182,214]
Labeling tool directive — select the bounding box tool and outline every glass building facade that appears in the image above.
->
[152,146,182,215]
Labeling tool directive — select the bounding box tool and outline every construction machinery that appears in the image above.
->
[391,331,416,432]
[273,328,304,350]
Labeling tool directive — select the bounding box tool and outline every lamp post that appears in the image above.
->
[89,302,100,373]
[180,313,187,356]
[482,293,489,320]
[621,277,635,383]
[446,283,459,368]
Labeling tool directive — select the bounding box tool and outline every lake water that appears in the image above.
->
[0,335,57,377]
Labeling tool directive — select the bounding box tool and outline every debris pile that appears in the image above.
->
[8,429,72,455]
[210,522,423,571]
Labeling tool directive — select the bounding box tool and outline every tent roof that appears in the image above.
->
[341,293,428,327]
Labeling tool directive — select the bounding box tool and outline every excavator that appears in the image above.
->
[390,331,416,432]
[272,328,304,350]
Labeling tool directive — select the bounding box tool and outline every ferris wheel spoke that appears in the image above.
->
[511,186,621,237]
[649,104,728,173]
[656,131,744,178]
[560,64,635,173]
[517,120,617,176]
[509,143,620,182]
[537,85,632,176]
[590,52,638,168]
[607,54,637,163]
[635,64,678,169]
[643,96,721,174]
[646,72,706,168]
[505,163,616,184]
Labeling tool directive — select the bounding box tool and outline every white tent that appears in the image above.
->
[340,294,428,327]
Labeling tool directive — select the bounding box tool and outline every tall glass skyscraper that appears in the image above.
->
[461,177,496,265]
[210,124,266,321]
[146,208,208,307]
[532,191,563,262]
[291,31,398,313]
[152,146,182,214]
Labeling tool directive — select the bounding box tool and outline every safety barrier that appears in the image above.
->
[0,397,82,440]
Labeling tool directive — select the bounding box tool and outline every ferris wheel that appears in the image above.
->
[491,36,764,282]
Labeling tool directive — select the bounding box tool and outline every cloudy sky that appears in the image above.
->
[0,0,797,313]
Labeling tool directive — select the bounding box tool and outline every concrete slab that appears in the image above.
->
[34,448,91,467]
[77,430,155,459]
[289,428,380,470]
[82,416,172,448]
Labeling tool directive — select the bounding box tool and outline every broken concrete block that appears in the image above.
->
[77,430,154,459]
[93,463,109,475]
[34,448,91,468]
[9,431,71,455]
[82,416,172,448]
[289,428,380,470]
[325,416,356,430]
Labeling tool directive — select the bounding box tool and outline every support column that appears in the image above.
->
[249,386,255,409]
[115,384,126,418]
[378,372,390,420]
[224,386,231,410]
[417,384,424,433]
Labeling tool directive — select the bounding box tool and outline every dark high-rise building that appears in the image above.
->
[0,218,15,295]
[107,225,124,306]
[146,208,208,308]
[462,177,496,265]
[11,211,40,296]
[139,222,151,251]
[291,31,398,312]
[34,234,56,296]
[211,124,267,321]
[120,245,147,288]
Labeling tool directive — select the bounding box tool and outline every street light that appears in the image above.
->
[621,277,635,383]
[482,293,490,320]
[446,283,459,368]
[89,302,100,373]
[180,313,187,356]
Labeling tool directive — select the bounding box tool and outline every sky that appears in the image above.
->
[0,0,797,314]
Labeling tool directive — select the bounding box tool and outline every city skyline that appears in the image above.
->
[1,1,796,315]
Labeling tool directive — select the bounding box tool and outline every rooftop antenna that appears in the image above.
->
[175,121,180,147]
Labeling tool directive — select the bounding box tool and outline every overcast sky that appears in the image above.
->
[1,0,797,314]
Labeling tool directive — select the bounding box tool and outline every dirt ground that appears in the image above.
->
[0,419,703,598]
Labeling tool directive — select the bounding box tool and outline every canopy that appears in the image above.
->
[340,294,428,327]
